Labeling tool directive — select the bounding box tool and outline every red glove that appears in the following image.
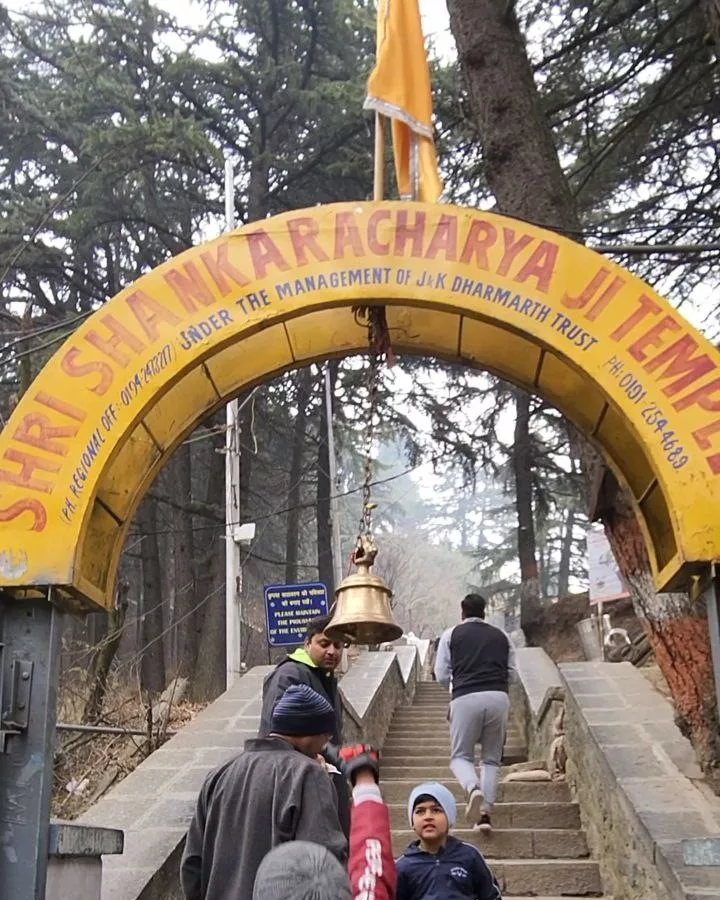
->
[338,743,380,785]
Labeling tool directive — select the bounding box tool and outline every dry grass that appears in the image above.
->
[53,662,206,820]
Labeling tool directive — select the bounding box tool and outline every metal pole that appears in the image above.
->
[702,564,720,715]
[0,591,63,899]
[373,113,385,202]
[325,364,343,592]
[224,151,242,690]
[56,722,178,738]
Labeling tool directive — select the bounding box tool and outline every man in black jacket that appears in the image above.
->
[181,684,347,900]
[260,616,351,834]
[434,594,518,834]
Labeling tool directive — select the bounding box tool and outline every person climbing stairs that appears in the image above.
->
[380,681,606,897]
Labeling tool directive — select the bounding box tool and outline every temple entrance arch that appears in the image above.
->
[2,198,720,898]
[1,200,719,608]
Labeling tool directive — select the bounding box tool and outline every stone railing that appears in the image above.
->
[46,821,123,900]
[340,645,419,747]
[75,647,419,900]
[513,648,720,900]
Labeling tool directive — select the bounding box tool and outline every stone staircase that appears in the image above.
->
[381,682,606,898]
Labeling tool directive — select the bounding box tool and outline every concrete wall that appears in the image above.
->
[341,646,419,747]
[83,648,419,900]
[513,649,720,900]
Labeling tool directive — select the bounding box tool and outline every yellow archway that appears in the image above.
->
[0,201,719,609]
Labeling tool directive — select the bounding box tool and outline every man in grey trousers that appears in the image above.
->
[434,593,518,833]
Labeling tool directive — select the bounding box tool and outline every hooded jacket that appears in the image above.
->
[395,836,502,900]
[260,648,342,744]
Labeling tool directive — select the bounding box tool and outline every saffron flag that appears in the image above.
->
[364,0,444,203]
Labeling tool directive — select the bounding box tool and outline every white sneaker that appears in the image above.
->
[465,786,484,823]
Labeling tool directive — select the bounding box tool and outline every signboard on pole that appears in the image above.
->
[587,529,630,604]
[264,582,329,646]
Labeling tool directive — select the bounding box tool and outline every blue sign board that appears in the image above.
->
[264,582,329,646]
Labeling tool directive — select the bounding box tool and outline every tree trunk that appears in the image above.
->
[138,496,166,694]
[557,506,575,599]
[446,0,720,781]
[513,390,541,630]
[316,364,337,595]
[172,442,199,681]
[286,368,312,584]
[602,477,720,787]
[83,580,129,722]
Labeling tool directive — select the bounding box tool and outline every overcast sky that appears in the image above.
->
[419,2,454,59]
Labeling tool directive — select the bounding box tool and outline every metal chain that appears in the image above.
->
[357,314,382,542]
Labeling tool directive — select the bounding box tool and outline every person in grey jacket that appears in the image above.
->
[181,684,347,900]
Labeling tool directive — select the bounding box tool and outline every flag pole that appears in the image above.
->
[373,112,385,201]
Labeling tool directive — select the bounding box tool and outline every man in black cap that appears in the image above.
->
[181,684,347,900]
[260,615,351,834]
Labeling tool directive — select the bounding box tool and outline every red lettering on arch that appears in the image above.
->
[693,418,720,452]
[35,392,86,422]
[610,294,660,342]
[367,211,391,255]
[287,217,330,266]
[644,334,717,397]
[459,220,497,268]
[0,449,60,493]
[514,240,558,294]
[0,498,47,531]
[425,215,458,261]
[497,229,533,277]
[13,413,79,456]
[628,315,680,362]
[334,212,365,259]
[60,347,114,396]
[126,290,180,342]
[563,266,610,310]
[692,419,720,475]
[673,377,720,413]
[164,262,216,311]
[85,315,145,366]
[201,242,251,295]
[394,211,426,257]
[247,230,291,279]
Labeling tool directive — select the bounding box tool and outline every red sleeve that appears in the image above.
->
[349,799,397,900]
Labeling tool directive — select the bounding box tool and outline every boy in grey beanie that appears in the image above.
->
[252,842,351,900]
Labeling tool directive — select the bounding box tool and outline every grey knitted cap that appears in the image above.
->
[252,841,351,900]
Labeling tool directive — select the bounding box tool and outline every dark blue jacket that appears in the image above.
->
[395,836,502,900]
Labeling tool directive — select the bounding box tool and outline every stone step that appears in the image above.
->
[391,828,588,859]
[382,737,525,752]
[410,697,449,703]
[382,753,454,765]
[407,699,450,705]
[387,801,581,830]
[388,720,524,730]
[385,728,525,742]
[380,779,571,804]
[382,754,527,778]
[491,859,602,896]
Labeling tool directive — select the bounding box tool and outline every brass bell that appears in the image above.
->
[325,535,403,645]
